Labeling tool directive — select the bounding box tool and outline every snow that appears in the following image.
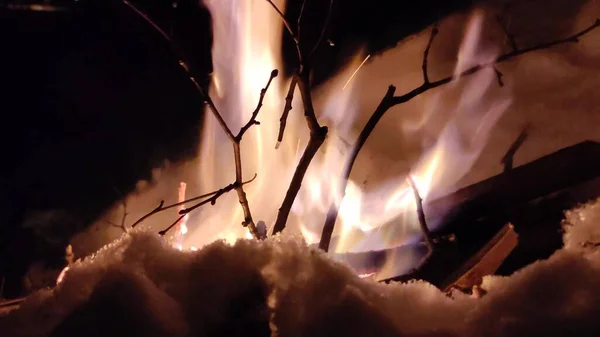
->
[3,199,600,336]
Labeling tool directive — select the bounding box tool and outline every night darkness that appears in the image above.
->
[0,0,594,299]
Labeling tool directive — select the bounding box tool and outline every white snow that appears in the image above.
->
[3,199,600,336]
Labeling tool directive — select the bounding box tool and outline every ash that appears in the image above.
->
[3,200,600,337]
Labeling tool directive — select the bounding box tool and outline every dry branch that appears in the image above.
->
[130,174,257,231]
[270,0,335,235]
[124,0,279,239]
[276,76,298,148]
[422,24,439,84]
[231,70,279,240]
[319,18,600,252]
[407,176,433,252]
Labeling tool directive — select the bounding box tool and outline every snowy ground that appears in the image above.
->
[2,199,600,337]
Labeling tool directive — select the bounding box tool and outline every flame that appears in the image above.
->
[177,3,509,277]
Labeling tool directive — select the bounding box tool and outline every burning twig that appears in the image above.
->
[406,176,434,252]
[270,0,334,235]
[130,174,257,231]
[319,18,600,252]
[123,0,278,239]
[157,174,258,236]
[230,70,279,240]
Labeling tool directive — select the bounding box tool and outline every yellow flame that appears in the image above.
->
[180,4,509,279]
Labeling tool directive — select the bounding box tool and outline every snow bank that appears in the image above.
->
[3,199,600,337]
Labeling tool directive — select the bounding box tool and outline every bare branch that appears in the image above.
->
[319,18,600,251]
[272,70,328,235]
[159,214,187,236]
[230,71,279,240]
[319,85,396,251]
[297,0,307,41]
[267,0,334,235]
[237,69,279,140]
[273,126,328,235]
[422,23,439,84]
[265,0,297,42]
[265,0,302,63]
[406,176,434,251]
[124,1,277,239]
[276,76,298,148]
[157,174,258,236]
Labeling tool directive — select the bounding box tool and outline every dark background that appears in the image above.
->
[0,0,590,298]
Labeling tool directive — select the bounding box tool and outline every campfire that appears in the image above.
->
[93,0,600,284]
[2,0,600,335]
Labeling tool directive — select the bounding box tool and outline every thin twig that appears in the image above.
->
[265,0,297,43]
[131,175,256,229]
[297,0,307,41]
[231,70,279,240]
[237,69,279,140]
[406,176,434,251]
[276,76,298,148]
[272,70,328,235]
[319,18,600,251]
[422,23,439,84]
[265,0,302,63]
[159,214,187,236]
[319,85,396,251]
[124,0,277,239]
[156,174,258,235]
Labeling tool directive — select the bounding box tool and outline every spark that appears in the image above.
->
[343,54,371,91]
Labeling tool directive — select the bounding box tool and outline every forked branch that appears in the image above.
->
[157,175,258,235]
[123,1,274,239]
[319,18,600,252]
[270,0,334,235]
[232,70,279,239]
[131,174,257,232]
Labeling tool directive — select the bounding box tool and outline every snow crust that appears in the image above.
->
[3,199,600,337]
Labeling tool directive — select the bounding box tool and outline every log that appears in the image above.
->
[332,141,600,285]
